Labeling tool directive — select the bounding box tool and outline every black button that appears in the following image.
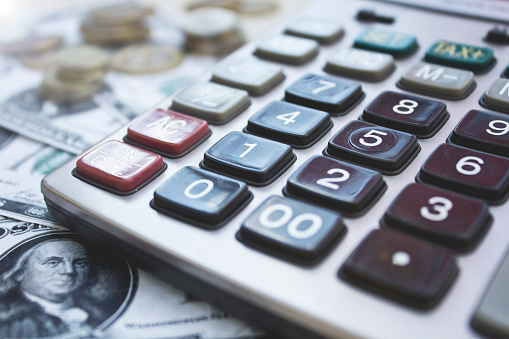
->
[284,73,364,116]
[152,166,252,228]
[382,183,492,251]
[324,120,420,175]
[417,143,509,204]
[340,229,458,309]
[245,101,333,148]
[284,155,386,216]
[201,131,296,186]
[449,109,509,157]
[362,91,449,138]
[238,195,346,264]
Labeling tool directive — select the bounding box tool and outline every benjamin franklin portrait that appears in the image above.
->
[0,232,137,338]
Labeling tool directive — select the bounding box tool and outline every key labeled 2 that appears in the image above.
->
[238,195,346,264]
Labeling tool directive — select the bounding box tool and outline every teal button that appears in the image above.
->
[425,40,494,72]
[353,28,417,58]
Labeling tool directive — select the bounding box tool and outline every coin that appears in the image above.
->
[80,18,150,45]
[88,1,154,26]
[39,68,103,103]
[187,0,238,10]
[0,35,62,56]
[182,7,239,38]
[111,44,183,74]
[56,45,110,74]
[234,0,278,14]
[19,50,57,70]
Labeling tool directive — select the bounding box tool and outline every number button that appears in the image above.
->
[170,81,250,124]
[152,167,252,228]
[340,229,458,308]
[201,131,296,186]
[417,143,509,204]
[325,120,420,174]
[125,109,211,158]
[238,195,346,263]
[362,91,449,138]
[284,155,386,216]
[75,140,166,195]
[382,183,492,251]
[284,73,364,116]
[245,101,333,148]
[449,110,509,158]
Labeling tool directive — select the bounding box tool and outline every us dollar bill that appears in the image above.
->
[0,128,73,226]
[0,221,263,339]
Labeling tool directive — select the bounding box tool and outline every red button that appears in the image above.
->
[76,140,165,193]
[126,109,210,156]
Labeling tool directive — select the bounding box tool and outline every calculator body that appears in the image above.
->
[42,0,509,338]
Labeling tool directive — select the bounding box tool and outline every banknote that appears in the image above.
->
[0,128,73,226]
[0,221,263,338]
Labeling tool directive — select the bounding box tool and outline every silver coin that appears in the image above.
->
[89,1,154,26]
[183,7,239,38]
[111,44,183,74]
[0,35,62,56]
[56,45,110,73]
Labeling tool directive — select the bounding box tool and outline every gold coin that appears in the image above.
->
[89,1,154,26]
[56,45,110,73]
[111,44,183,74]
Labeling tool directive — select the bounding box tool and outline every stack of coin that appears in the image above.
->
[187,0,278,14]
[0,35,63,70]
[182,7,245,55]
[80,1,154,45]
[38,45,110,103]
[111,43,183,74]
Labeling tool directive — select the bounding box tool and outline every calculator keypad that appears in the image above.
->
[353,27,418,58]
[284,73,364,115]
[152,166,252,228]
[449,109,509,157]
[245,101,332,148]
[125,108,210,157]
[362,91,449,138]
[201,131,296,186]
[424,40,495,73]
[284,155,386,216]
[398,61,475,99]
[382,183,491,251]
[325,120,420,174]
[75,140,166,194]
[238,195,346,263]
[171,81,250,124]
[324,47,395,81]
[417,143,509,204]
[340,229,458,308]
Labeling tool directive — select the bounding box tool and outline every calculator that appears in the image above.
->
[42,0,509,338]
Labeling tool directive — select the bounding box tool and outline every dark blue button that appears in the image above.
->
[245,101,333,148]
[324,120,420,174]
[284,155,386,216]
[152,166,252,228]
[284,73,364,116]
[238,195,346,264]
[201,131,296,186]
